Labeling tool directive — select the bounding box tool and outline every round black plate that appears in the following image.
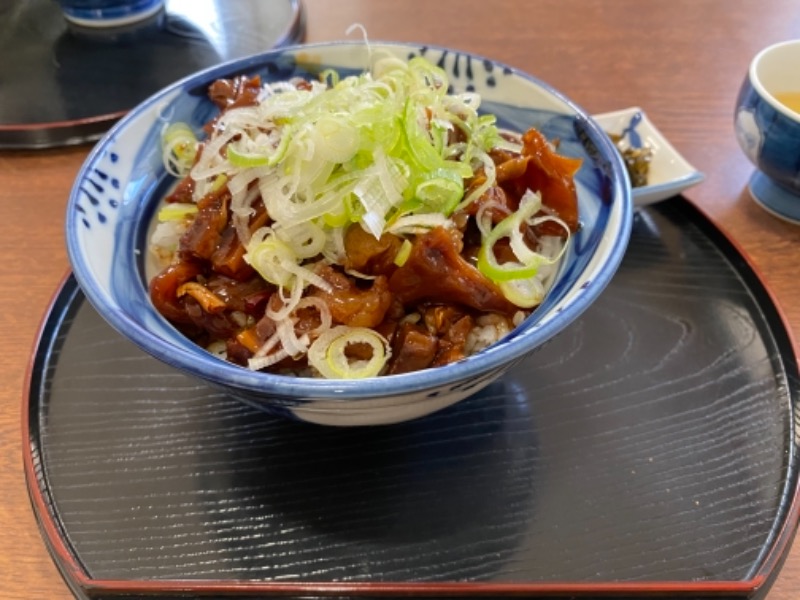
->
[24,198,800,599]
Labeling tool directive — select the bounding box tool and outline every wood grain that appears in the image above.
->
[2,0,799,598]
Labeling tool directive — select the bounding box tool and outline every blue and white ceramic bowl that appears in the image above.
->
[735,39,800,224]
[65,41,633,426]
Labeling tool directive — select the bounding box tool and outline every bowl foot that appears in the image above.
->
[748,171,800,225]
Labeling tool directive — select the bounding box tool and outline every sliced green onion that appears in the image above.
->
[245,231,297,288]
[499,277,545,308]
[477,190,545,283]
[476,189,570,307]
[226,144,270,168]
[319,68,340,87]
[307,326,391,379]
[402,98,442,171]
[210,174,228,193]
[322,205,351,228]
[161,122,198,177]
[351,149,407,238]
[227,126,293,169]
[157,203,198,222]
[393,238,413,266]
[414,166,468,214]
[313,115,359,164]
[274,221,327,259]
[477,242,541,282]
[162,122,196,150]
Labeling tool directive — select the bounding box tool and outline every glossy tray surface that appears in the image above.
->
[25,199,800,599]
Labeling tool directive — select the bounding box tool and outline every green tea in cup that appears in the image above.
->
[774,91,800,115]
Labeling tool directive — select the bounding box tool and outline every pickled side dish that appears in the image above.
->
[608,132,653,188]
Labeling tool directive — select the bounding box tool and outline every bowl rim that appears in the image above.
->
[66,39,633,400]
[749,39,800,123]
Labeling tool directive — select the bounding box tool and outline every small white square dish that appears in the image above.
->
[593,107,704,207]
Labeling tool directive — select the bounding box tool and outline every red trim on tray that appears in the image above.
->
[0,111,127,132]
[22,271,92,587]
[82,578,760,597]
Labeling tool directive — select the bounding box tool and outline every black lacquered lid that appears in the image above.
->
[0,0,305,148]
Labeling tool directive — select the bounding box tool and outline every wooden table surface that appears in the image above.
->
[2,0,799,598]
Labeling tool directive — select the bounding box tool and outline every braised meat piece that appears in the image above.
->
[207,75,262,111]
[312,266,393,328]
[387,322,438,374]
[517,127,582,236]
[343,224,403,276]
[149,260,203,325]
[179,190,229,262]
[389,227,518,316]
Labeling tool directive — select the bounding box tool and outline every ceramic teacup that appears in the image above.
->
[734,39,800,224]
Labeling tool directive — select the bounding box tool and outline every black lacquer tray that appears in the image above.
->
[0,0,305,149]
[24,198,800,599]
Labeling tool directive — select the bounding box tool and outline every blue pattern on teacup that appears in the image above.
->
[734,108,763,164]
[735,75,800,195]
